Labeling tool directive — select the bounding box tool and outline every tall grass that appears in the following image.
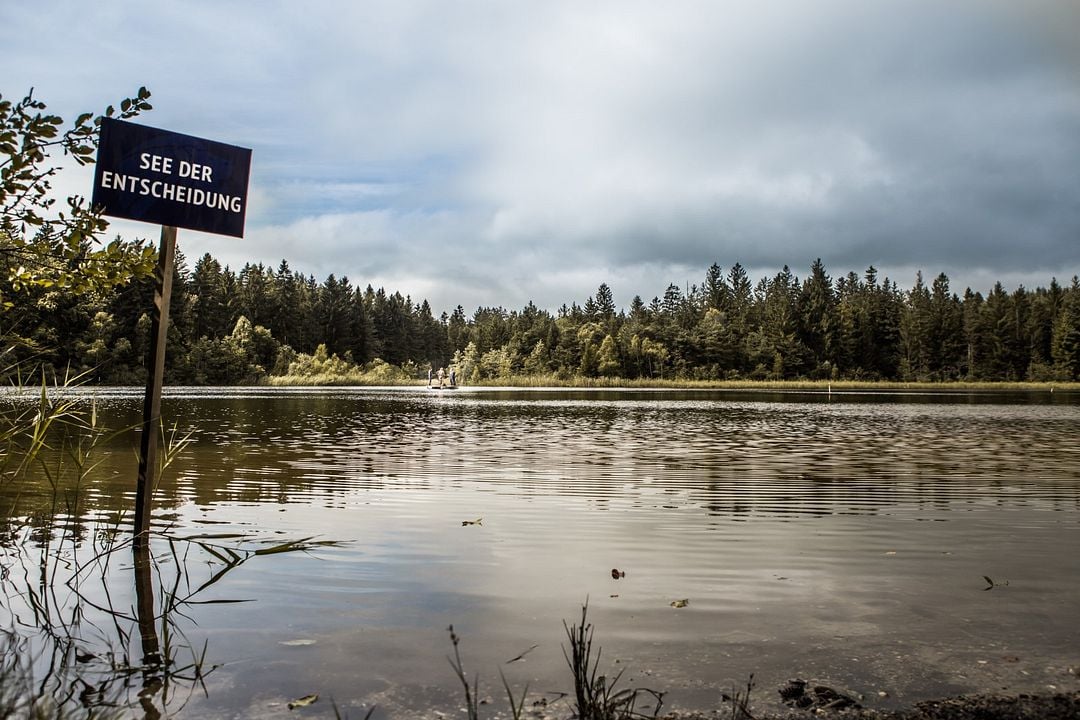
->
[721,674,756,719]
[458,374,1079,392]
[446,603,667,720]
[266,371,417,387]
[267,367,1080,392]
[447,625,481,720]
[563,602,665,720]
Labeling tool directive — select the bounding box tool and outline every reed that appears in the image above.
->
[721,673,756,719]
[499,667,529,720]
[447,625,481,720]
[444,603,666,720]
[563,602,665,720]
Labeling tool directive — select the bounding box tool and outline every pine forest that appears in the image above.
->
[7,248,1079,387]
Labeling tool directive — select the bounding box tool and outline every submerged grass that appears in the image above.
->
[0,516,347,718]
[0,360,351,718]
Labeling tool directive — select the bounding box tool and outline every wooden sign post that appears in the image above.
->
[134,225,176,541]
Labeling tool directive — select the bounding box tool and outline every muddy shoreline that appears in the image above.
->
[664,690,1080,719]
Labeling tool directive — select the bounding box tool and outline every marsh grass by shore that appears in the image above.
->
[443,604,1080,720]
[452,376,1079,392]
[266,371,1080,394]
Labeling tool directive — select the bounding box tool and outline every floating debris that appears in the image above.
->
[288,694,318,709]
[611,568,626,579]
[461,518,483,526]
[670,598,689,608]
[506,644,539,663]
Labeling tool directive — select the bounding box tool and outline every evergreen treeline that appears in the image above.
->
[7,251,1080,384]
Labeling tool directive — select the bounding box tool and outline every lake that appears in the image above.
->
[2,386,1079,718]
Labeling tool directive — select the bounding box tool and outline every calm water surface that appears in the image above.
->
[3,387,1079,718]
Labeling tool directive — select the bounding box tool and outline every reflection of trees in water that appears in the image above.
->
[694,473,1080,520]
[5,393,1079,523]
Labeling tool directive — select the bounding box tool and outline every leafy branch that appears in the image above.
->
[0,87,157,312]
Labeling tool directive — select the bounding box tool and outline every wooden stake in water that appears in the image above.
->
[135,225,176,542]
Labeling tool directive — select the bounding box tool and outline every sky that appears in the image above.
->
[4,0,1079,316]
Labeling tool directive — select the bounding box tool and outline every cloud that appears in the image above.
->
[4,0,1078,313]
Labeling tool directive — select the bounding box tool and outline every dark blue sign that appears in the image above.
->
[92,118,252,238]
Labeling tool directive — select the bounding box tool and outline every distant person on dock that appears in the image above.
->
[449,368,456,386]
[427,367,433,386]
[437,367,445,388]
